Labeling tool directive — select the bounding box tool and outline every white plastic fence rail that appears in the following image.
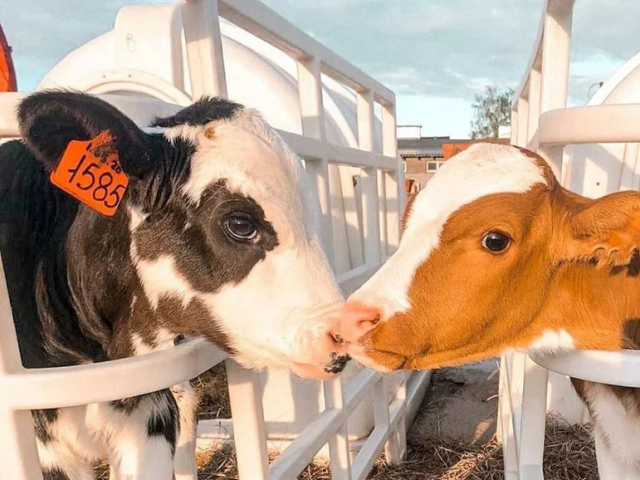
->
[504,0,640,479]
[0,1,423,479]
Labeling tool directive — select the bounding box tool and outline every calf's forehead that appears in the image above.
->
[166,108,314,237]
[177,111,304,203]
[405,144,548,234]
[354,144,548,315]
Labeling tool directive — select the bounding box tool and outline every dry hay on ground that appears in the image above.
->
[195,420,598,480]
[97,363,599,480]
[196,444,332,480]
[193,363,231,420]
[366,421,597,480]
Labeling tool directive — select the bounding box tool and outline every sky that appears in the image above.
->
[2,0,640,139]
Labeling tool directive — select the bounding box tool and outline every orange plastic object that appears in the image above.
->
[0,25,17,92]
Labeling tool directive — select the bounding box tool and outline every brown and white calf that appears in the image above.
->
[340,143,640,479]
[1,91,348,480]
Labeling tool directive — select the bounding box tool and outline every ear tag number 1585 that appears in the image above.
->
[50,131,129,216]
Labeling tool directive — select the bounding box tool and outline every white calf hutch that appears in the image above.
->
[503,0,640,479]
[0,1,431,479]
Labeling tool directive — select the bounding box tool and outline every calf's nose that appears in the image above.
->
[339,302,381,344]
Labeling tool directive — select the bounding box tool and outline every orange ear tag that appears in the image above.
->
[50,131,129,216]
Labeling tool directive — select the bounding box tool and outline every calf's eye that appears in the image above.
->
[482,231,510,253]
[224,213,258,242]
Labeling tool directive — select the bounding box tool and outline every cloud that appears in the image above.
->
[3,0,639,136]
[260,0,640,135]
[262,0,640,106]
[262,0,542,101]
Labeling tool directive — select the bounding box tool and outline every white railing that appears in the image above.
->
[0,1,431,479]
[505,0,640,479]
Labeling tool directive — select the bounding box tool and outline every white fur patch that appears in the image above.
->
[528,329,575,353]
[115,437,174,480]
[176,113,313,250]
[36,440,96,480]
[172,109,311,229]
[350,143,547,319]
[36,376,189,479]
[162,123,203,144]
[134,255,196,309]
[129,205,148,231]
[586,384,640,474]
[98,397,174,480]
[128,334,199,480]
[36,406,105,479]
[173,382,199,480]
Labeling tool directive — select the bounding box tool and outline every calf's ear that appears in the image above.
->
[18,91,152,179]
[563,191,640,267]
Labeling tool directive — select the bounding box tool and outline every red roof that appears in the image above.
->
[442,139,510,159]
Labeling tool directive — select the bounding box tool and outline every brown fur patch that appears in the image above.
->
[361,146,640,370]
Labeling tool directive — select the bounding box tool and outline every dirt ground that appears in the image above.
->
[409,360,501,445]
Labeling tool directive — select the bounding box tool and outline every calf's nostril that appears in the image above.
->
[365,316,381,327]
[355,316,380,338]
[329,331,344,345]
[339,302,383,343]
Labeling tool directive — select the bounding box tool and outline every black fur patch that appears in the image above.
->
[152,97,241,128]
[32,409,58,444]
[18,91,153,180]
[137,135,196,212]
[129,182,277,351]
[609,250,640,277]
[146,390,179,455]
[43,469,71,480]
[0,139,107,369]
[623,318,640,349]
[157,297,236,354]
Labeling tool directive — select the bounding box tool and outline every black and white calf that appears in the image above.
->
[0,92,349,480]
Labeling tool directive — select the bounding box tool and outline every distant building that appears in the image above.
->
[399,134,469,194]
[397,126,509,194]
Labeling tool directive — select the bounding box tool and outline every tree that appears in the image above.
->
[469,86,514,139]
